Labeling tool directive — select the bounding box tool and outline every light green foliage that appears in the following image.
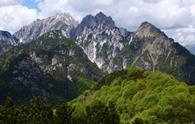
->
[71,68,195,124]
[0,68,194,123]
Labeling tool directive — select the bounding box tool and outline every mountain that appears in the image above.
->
[112,22,195,84]
[14,13,78,43]
[0,30,17,56]
[70,12,195,84]
[0,12,195,123]
[71,68,195,123]
[0,31,16,45]
[0,30,103,104]
[70,12,130,72]
[186,44,195,55]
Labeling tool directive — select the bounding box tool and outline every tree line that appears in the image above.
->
[0,96,121,124]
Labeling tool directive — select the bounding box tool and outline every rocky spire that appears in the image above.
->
[70,12,115,38]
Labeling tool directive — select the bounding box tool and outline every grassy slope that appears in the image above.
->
[70,68,195,124]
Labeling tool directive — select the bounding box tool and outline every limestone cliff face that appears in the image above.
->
[70,12,130,72]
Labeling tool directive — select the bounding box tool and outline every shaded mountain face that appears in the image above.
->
[0,31,16,45]
[0,30,17,56]
[14,13,78,43]
[186,44,195,55]
[0,30,103,104]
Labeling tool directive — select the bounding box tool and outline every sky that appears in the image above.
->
[0,0,195,46]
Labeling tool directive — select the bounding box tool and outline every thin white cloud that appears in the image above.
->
[165,26,195,45]
[0,0,21,7]
[0,5,38,33]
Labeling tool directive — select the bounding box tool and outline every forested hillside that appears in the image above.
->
[0,68,195,124]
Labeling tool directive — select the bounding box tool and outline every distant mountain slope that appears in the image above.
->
[14,13,78,43]
[186,44,195,55]
[0,31,16,45]
[0,30,103,104]
[71,68,195,123]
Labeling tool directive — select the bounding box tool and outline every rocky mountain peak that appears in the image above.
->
[94,12,115,27]
[70,12,115,38]
[48,13,78,27]
[70,12,130,71]
[135,21,167,38]
[95,11,106,18]
[80,12,115,28]
[14,13,78,43]
[139,21,155,28]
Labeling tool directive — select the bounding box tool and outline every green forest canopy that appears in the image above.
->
[0,68,195,124]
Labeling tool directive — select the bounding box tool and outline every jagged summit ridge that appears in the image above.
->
[70,12,115,38]
[94,12,115,28]
[14,13,78,43]
[83,12,115,28]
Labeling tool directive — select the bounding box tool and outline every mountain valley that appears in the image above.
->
[0,11,195,124]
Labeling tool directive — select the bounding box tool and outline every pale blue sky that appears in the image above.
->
[22,0,39,10]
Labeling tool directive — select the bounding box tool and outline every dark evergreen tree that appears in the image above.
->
[28,96,53,124]
[107,102,120,124]
[4,96,13,107]
[85,101,119,124]
[0,96,18,124]
[54,103,74,124]
[132,118,149,124]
